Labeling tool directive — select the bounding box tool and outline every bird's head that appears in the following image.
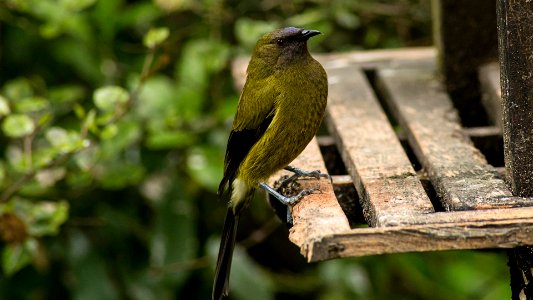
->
[251,27,321,68]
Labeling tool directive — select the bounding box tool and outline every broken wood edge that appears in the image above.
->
[265,138,351,260]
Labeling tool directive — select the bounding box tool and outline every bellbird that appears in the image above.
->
[213,27,328,300]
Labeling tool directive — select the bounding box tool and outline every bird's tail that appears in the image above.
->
[212,208,239,300]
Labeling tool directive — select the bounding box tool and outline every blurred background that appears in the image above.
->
[0,0,510,299]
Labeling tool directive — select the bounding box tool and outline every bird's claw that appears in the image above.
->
[279,166,330,189]
[285,188,316,205]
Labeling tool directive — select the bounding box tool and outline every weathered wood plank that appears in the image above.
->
[478,62,502,128]
[326,66,434,227]
[497,0,533,198]
[308,216,533,261]
[376,67,529,210]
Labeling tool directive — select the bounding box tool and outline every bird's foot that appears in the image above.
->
[259,182,316,224]
[278,165,329,189]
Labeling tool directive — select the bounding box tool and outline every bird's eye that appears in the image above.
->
[276,39,285,46]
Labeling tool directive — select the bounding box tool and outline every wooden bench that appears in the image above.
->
[232,0,533,297]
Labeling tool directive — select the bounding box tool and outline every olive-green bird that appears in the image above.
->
[213,27,328,300]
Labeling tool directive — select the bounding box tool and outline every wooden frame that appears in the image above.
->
[231,48,533,262]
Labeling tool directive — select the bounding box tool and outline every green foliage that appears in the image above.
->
[0,0,509,299]
[2,114,35,138]
[0,198,68,275]
[143,27,169,49]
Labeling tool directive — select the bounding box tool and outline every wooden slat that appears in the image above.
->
[326,66,434,227]
[478,62,502,128]
[309,213,533,260]
[376,67,531,210]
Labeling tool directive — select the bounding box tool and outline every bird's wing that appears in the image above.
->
[218,76,279,196]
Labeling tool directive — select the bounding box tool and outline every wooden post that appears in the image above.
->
[497,0,533,197]
[497,1,533,298]
[431,0,498,126]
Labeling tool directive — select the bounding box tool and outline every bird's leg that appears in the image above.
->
[278,165,330,190]
[259,182,316,224]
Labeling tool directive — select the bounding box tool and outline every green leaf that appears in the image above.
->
[98,119,141,159]
[14,96,49,113]
[2,239,37,276]
[45,127,89,153]
[1,198,70,238]
[83,109,97,133]
[143,27,169,48]
[2,114,35,138]
[93,86,129,111]
[49,85,85,105]
[73,103,85,119]
[136,75,176,119]
[100,124,118,140]
[26,200,69,236]
[0,95,10,116]
[37,112,53,126]
[174,39,230,120]
[32,147,56,169]
[2,78,33,100]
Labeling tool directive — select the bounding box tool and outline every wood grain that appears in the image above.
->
[309,216,533,261]
[497,0,533,197]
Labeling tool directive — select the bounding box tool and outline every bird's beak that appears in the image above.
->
[300,29,321,40]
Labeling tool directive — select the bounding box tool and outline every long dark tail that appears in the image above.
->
[212,208,239,300]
